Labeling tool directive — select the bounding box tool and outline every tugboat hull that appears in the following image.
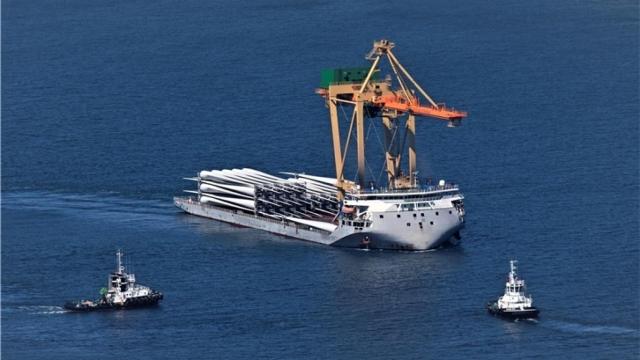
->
[487,302,539,319]
[65,292,163,312]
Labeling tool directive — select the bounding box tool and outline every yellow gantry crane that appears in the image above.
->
[316,39,468,199]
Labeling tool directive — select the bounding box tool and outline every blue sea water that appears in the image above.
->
[2,0,639,358]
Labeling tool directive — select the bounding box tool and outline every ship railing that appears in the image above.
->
[175,196,333,234]
[357,183,460,194]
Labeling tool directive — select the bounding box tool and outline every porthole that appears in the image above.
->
[379,214,384,219]
[449,210,452,214]
[435,212,439,216]
[430,221,434,225]
[413,213,417,218]
[419,222,423,228]
[397,214,401,218]
[420,213,424,217]
[406,222,411,227]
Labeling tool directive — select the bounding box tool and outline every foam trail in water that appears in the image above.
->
[2,191,176,228]
[543,320,638,336]
[16,305,68,315]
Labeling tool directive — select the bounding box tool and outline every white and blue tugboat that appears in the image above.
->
[487,260,539,319]
[64,250,163,312]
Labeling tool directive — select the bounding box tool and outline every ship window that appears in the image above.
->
[449,210,452,214]
[406,222,411,227]
[419,222,423,228]
[420,213,424,217]
[397,214,401,218]
[435,212,439,216]
[379,215,384,219]
[413,213,417,218]
[430,221,434,225]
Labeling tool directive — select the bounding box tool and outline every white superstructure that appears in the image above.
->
[495,260,535,311]
[104,250,155,305]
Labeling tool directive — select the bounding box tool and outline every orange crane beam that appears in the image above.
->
[371,94,467,121]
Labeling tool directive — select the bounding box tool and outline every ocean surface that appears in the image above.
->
[2,0,639,358]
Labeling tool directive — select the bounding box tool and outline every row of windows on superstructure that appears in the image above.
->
[341,220,370,228]
[400,202,436,211]
[379,210,452,219]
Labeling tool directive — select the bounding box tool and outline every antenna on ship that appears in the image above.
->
[316,39,467,197]
[509,259,518,280]
[116,249,124,274]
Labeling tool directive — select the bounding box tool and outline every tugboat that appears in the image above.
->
[64,250,163,312]
[487,260,539,319]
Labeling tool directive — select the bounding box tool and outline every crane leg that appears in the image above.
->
[407,114,417,184]
[328,99,344,200]
[356,98,366,189]
[382,115,398,188]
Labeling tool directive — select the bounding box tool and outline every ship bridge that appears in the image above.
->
[347,184,461,201]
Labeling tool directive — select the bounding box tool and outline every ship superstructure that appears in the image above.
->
[175,40,468,251]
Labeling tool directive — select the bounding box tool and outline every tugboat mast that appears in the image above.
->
[116,249,124,274]
[509,260,518,281]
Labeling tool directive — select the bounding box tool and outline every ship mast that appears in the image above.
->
[509,260,518,281]
[116,249,124,274]
[317,39,467,199]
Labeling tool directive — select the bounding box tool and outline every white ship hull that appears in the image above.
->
[174,195,464,251]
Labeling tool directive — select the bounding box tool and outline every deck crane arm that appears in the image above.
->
[363,40,467,124]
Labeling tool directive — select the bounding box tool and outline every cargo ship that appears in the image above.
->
[175,40,468,251]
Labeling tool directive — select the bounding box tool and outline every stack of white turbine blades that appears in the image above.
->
[242,168,284,182]
[199,170,229,183]
[200,194,252,211]
[284,217,338,232]
[223,169,260,185]
[305,182,337,194]
[214,182,255,196]
[237,168,285,184]
[284,173,338,187]
[200,193,255,210]
[202,170,247,186]
[219,170,264,186]
[199,182,253,199]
